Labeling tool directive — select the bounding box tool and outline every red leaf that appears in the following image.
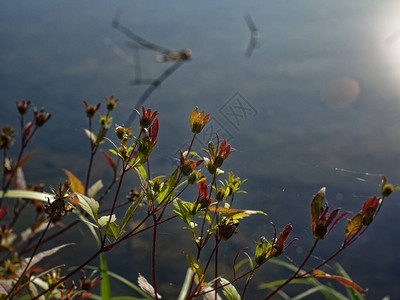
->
[362,196,379,214]
[100,150,117,173]
[312,269,366,293]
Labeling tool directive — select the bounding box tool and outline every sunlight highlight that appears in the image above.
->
[377,2,400,81]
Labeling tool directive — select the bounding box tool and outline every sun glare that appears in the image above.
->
[377,2,400,80]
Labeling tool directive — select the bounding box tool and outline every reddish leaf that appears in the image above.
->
[328,211,351,234]
[361,196,379,226]
[362,196,379,213]
[15,151,35,169]
[100,149,117,173]
[63,169,85,194]
[0,205,7,220]
[312,269,366,293]
[276,224,292,246]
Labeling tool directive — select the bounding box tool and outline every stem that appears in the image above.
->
[7,218,52,299]
[151,214,159,300]
[33,248,102,300]
[264,240,319,300]
[241,270,254,300]
[84,118,95,195]
[214,237,219,300]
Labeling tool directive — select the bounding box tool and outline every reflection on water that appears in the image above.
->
[1,1,400,298]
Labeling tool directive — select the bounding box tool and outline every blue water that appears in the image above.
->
[1,1,400,298]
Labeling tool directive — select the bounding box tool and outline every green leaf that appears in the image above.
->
[84,128,98,144]
[120,194,144,235]
[109,149,119,156]
[254,236,273,265]
[220,278,240,300]
[311,187,326,227]
[178,268,194,300]
[76,193,99,222]
[100,252,111,300]
[105,222,120,240]
[88,180,103,198]
[173,199,192,226]
[335,264,364,300]
[136,164,147,181]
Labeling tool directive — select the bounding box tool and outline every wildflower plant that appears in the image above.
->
[0,100,397,300]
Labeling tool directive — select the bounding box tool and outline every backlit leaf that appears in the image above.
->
[138,273,162,299]
[220,278,240,300]
[311,187,325,227]
[97,214,116,228]
[63,169,85,194]
[84,128,97,145]
[207,205,266,220]
[17,244,73,277]
[120,194,143,234]
[76,193,99,222]
[255,236,273,265]
[183,251,204,283]
[87,180,103,198]
[0,190,54,203]
[345,212,362,241]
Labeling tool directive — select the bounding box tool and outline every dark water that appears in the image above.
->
[1,1,400,299]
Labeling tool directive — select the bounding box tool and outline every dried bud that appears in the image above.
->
[0,125,16,149]
[217,217,239,240]
[126,188,141,202]
[188,170,201,184]
[34,107,51,127]
[83,101,101,119]
[16,100,31,115]
[181,159,197,176]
